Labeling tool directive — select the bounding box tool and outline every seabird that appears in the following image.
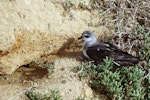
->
[78,31,140,66]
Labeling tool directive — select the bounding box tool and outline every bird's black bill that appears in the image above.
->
[78,36,82,40]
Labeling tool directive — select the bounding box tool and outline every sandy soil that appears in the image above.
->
[0,55,107,100]
[0,0,111,99]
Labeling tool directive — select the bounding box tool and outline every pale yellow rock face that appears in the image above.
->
[0,0,110,74]
[0,31,73,74]
[0,33,16,52]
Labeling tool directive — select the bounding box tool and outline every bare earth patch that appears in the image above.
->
[0,57,107,100]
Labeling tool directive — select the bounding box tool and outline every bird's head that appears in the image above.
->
[78,31,97,43]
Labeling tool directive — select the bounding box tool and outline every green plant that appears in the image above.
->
[78,62,96,79]
[120,67,145,99]
[50,89,63,100]
[34,61,55,73]
[76,97,87,100]
[26,90,48,100]
[77,57,149,99]
[26,89,63,100]
[137,25,150,61]
[76,96,99,100]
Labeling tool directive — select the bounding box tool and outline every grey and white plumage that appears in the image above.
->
[78,31,140,66]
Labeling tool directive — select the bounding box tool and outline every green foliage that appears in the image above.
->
[26,89,63,100]
[138,25,150,61]
[26,90,48,100]
[78,62,97,78]
[76,97,87,100]
[35,61,55,73]
[120,67,145,99]
[76,96,99,100]
[78,58,149,99]
[50,89,63,100]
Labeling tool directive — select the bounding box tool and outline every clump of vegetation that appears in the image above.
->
[138,25,150,61]
[77,57,149,99]
[34,61,55,73]
[76,96,99,100]
[26,89,63,100]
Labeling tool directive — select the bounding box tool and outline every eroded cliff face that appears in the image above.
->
[0,0,110,74]
[0,31,73,74]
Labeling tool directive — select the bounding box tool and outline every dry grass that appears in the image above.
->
[63,0,149,55]
[88,0,150,54]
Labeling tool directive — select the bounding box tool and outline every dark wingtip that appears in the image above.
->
[134,56,143,62]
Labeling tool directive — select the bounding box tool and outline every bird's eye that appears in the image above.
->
[84,35,89,38]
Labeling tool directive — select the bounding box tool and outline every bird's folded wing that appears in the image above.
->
[86,43,114,61]
[86,43,140,65]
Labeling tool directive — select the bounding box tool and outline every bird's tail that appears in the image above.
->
[113,51,141,66]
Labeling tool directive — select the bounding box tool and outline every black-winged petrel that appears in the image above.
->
[78,31,140,66]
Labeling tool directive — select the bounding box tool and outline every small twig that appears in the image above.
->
[8,86,36,100]
[128,42,134,54]
[69,63,85,76]
[99,8,110,16]
[107,18,118,22]
[133,6,138,21]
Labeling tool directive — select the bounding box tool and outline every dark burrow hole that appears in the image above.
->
[21,63,49,81]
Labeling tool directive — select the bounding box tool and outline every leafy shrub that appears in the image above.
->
[78,57,149,99]
[26,89,63,100]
